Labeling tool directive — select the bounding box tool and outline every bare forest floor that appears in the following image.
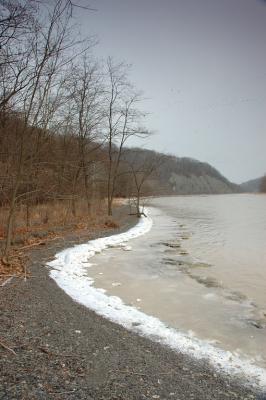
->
[0,203,263,399]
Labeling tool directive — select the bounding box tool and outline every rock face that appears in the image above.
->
[169,173,236,195]
[160,156,240,195]
[124,148,240,195]
[240,177,263,193]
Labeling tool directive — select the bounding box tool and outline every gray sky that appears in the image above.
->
[76,0,266,183]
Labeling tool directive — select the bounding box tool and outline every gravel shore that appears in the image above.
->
[0,207,264,400]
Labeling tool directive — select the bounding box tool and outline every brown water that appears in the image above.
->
[87,194,266,367]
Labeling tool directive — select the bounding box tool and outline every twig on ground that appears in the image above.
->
[44,264,60,270]
[19,236,62,251]
[49,390,76,395]
[19,241,46,250]
[0,339,17,355]
[0,276,15,287]
[38,346,80,358]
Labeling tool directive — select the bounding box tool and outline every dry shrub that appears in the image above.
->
[104,219,119,229]
[0,197,123,279]
[0,198,110,241]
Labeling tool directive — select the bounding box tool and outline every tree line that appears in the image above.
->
[0,0,162,258]
[260,176,266,193]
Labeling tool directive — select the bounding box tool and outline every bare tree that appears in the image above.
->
[0,0,36,49]
[67,56,104,214]
[105,57,149,215]
[0,1,158,262]
[125,151,165,217]
[0,1,37,113]
[1,0,78,257]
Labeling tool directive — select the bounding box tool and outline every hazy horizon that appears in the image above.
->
[75,0,266,184]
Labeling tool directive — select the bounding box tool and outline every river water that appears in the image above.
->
[86,194,266,368]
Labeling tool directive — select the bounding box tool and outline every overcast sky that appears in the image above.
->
[75,0,266,183]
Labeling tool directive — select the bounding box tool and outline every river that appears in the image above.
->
[86,194,266,369]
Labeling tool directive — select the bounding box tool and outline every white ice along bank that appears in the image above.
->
[47,210,266,391]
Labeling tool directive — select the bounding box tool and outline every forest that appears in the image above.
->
[0,0,163,262]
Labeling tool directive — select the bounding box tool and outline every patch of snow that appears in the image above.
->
[203,293,217,300]
[123,245,132,251]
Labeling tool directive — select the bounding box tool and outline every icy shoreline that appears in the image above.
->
[48,210,266,391]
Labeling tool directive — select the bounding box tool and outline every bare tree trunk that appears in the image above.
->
[107,144,113,216]
[71,197,76,217]
[26,202,30,228]
[70,166,81,217]
[4,178,20,256]
[107,165,113,216]
[105,57,149,216]
[108,195,113,216]
[83,167,91,215]
[136,190,141,218]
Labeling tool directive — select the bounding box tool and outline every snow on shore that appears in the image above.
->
[48,211,266,391]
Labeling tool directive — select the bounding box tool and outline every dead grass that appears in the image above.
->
[104,219,120,229]
[0,198,122,281]
[0,198,109,238]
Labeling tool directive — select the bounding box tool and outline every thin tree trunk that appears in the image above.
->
[107,158,113,215]
[83,165,91,215]
[26,202,30,228]
[4,183,19,256]
[136,192,141,217]
[71,197,76,217]
[71,167,81,217]
[108,195,113,216]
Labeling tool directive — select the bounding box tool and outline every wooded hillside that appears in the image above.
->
[240,177,264,193]
[0,0,157,258]
[123,148,239,195]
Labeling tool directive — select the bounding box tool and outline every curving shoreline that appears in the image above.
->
[0,205,264,399]
[48,207,266,392]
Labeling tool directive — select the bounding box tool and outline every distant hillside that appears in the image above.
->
[125,148,240,195]
[240,177,263,193]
